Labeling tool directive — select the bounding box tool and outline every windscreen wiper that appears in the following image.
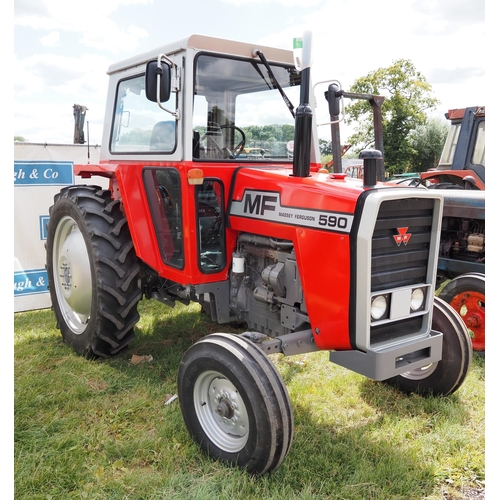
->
[253,50,295,119]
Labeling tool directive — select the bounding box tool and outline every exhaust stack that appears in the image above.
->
[292,31,313,178]
[360,149,383,188]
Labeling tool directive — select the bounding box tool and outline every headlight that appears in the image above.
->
[371,295,388,320]
[410,287,425,312]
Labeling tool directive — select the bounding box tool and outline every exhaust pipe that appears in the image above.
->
[360,149,383,188]
[292,31,313,178]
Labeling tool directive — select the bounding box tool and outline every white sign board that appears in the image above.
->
[14,143,105,312]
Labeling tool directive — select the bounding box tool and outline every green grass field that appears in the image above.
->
[14,300,485,499]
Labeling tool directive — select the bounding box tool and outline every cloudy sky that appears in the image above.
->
[13,0,486,146]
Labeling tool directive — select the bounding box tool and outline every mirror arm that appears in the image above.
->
[156,54,180,120]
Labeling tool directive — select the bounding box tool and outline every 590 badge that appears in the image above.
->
[230,189,353,233]
[318,214,350,229]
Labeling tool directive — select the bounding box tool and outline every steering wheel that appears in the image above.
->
[199,122,246,158]
[158,184,173,213]
[396,177,425,187]
[220,125,246,157]
[406,177,424,187]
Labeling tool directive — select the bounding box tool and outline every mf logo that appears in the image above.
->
[394,227,412,246]
[243,193,278,215]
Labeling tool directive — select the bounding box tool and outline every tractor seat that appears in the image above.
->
[150,121,175,151]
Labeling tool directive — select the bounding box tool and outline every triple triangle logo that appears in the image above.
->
[393,227,412,246]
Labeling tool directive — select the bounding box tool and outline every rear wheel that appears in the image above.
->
[383,297,472,396]
[438,273,485,352]
[178,333,293,475]
[46,185,142,358]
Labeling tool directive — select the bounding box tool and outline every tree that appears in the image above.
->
[119,128,152,145]
[242,124,294,143]
[319,138,332,156]
[344,59,439,174]
[409,117,449,172]
[15,136,27,142]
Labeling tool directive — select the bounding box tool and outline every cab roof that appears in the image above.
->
[107,34,294,75]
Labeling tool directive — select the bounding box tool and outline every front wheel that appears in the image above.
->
[178,333,293,475]
[46,185,142,358]
[438,273,485,352]
[383,297,472,396]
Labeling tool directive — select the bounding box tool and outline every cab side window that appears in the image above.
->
[196,179,225,272]
[111,74,177,153]
[143,168,183,268]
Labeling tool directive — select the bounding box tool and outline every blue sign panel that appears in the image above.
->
[40,215,50,241]
[14,269,49,296]
[14,161,74,186]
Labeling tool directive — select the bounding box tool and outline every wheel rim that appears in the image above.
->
[193,370,249,453]
[449,290,485,351]
[52,215,92,334]
[400,362,438,381]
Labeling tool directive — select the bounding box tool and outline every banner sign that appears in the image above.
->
[14,143,103,312]
[14,161,74,186]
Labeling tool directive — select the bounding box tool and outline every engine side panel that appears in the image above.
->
[227,168,359,350]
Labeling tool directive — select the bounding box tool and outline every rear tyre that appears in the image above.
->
[383,297,472,396]
[46,185,142,358]
[438,273,485,352]
[178,333,293,475]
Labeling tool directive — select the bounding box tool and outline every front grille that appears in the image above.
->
[368,197,435,346]
[371,198,435,292]
[350,191,441,352]
[371,316,423,345]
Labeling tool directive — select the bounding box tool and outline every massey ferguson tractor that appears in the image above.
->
[45,33,472,475]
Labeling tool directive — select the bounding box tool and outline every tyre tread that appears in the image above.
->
[46,185,141,358]
[178,332,293,475]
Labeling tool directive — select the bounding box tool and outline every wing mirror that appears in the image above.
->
[146,58,171,103]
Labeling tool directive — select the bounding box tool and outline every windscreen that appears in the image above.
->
[193,53,301,161]
[471,120,485,166]
[439,122,461,166]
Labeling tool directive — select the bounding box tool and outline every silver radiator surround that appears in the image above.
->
[354,189,443,352]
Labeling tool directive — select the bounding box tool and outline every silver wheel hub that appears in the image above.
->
[401,362,438,380]
[52,216,92,334]
[193,370,249,453]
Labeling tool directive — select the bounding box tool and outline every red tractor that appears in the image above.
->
[45,34,472,475]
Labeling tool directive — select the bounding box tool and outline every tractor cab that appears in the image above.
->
[421,106,485,190]
[80,34,322,288]
[101,34,318,166]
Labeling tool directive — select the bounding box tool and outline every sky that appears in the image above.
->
[12,0,487,146]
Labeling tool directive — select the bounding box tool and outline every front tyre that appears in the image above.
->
[178,333,293,475]
[46,185,142,358]
[383,297,472,396]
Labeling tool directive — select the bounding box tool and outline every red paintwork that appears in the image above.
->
[74,162,117,179]
[114,160,241,285]
[76,160,365,351]
[449,290,485,351]
[446,107,484,120]
[228,167,361,350]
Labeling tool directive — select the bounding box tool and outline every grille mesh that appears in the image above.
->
[371,198,435,292]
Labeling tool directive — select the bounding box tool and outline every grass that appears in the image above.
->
[14,299,485,499]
